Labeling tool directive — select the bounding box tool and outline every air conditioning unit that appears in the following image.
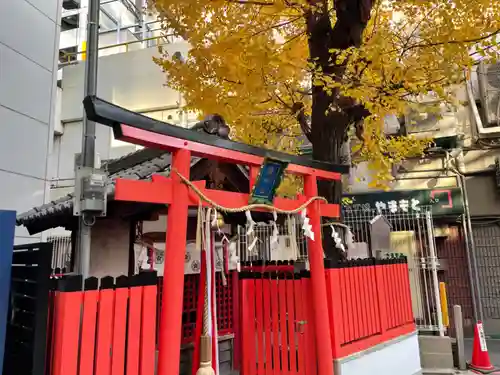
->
[478,61,500,127]
[405,103,458,140]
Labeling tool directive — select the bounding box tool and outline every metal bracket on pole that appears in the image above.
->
[73,166,108,218]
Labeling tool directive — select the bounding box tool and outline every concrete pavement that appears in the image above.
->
[464,339,500,367]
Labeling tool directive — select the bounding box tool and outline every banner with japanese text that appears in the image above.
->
[342,188,464,217]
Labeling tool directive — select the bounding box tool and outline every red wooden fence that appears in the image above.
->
[325,258,415,359]
[156,273,234,344]
[240,271,318,375]
[47,272,158,375]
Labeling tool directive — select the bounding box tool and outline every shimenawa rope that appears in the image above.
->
[172,168,328,213]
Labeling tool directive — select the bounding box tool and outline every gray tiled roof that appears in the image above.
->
[16,147,201,230]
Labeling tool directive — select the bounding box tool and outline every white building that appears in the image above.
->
[1,0,61,243]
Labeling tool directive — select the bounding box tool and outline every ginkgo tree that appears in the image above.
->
[150,0,500,257]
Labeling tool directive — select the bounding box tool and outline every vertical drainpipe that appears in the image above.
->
[452,151,484,322]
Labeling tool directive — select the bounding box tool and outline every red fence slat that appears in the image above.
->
[52,288,82,375]
[262,276,273,375]
[255,278,265,375]
[111,284,128,375]
[293,277,306,375]
[242,275,257,375]
[285,275,297,375]
[95,283,115,375]
[232,271,241,371]
[140,282,157,375]
[402,263,414,323]
[326,259,416,359]
[278,275,289,375]
[270,276,280,375]
[79,286,99,375]
[302,277,317,375]
[127,283,143,375]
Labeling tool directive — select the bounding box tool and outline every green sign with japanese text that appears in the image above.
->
[342,188,464,217]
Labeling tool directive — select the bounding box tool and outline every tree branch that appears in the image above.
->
[291,102,312,142]
[399,28,500,53]
[250,16,303,37]
[226,0,275,5]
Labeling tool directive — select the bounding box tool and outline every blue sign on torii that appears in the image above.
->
[0,210,16,371]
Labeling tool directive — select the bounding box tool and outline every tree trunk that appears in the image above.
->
[310,94,349,262]
[305,0,375,260]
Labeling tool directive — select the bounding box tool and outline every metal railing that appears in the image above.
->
[59,33,178,68]
[237,218,308,263]
[343,207,445,335]
[47,235,72,273]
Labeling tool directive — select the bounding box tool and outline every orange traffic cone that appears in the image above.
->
[468,321,499,374]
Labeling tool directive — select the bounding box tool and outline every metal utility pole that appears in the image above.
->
[74,0,108,279]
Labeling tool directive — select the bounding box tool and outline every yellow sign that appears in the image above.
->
[81,41,87,61]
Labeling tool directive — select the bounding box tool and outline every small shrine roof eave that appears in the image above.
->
[16,149,249,235]
[83,95,349,177]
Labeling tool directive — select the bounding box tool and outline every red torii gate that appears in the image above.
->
[84,96,349,375]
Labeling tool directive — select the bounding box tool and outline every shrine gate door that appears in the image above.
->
[240,271,318,375]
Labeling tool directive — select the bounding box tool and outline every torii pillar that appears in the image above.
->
[83,95,349,375]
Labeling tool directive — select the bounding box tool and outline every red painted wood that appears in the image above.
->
[262,276,273,375]
[367,266,380,335]
[79,290,99,375]
[115,178,172,204]
[278,277,289,375]
[126,286,142,375]
[249,166,259,189]
[52,291,82,375]
[351,266,360,341]
[303,174,333,375]
[269,277,280,375]
[285,276,297,375]
[241,265,294,273]
[95,288,115,375]
[157,149,191,375]
[366,266,380,335]
[255,278,265,375]
[394,264,403,326]
[343,267,353,344]
[111,288,128,375]
[246,278,257,375]
[337,323,415,358]
[362,266,371,338]
[119,124,342,180]
[240,278,249,375]
[140,284,157,375]
[302,278,317,375]
[114,179,341,218]
[402,263,414,323]
[293,278,306,375]
[324,264,417,360]
[338,268,348,345]
[210,236,217,373]
[326,270,343,358]
[375,265,388,334]
[387,265,397,329]
[232,271,241,370]
[358,266,368,338]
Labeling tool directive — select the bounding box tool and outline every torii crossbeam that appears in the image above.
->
[84,95,349,375]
